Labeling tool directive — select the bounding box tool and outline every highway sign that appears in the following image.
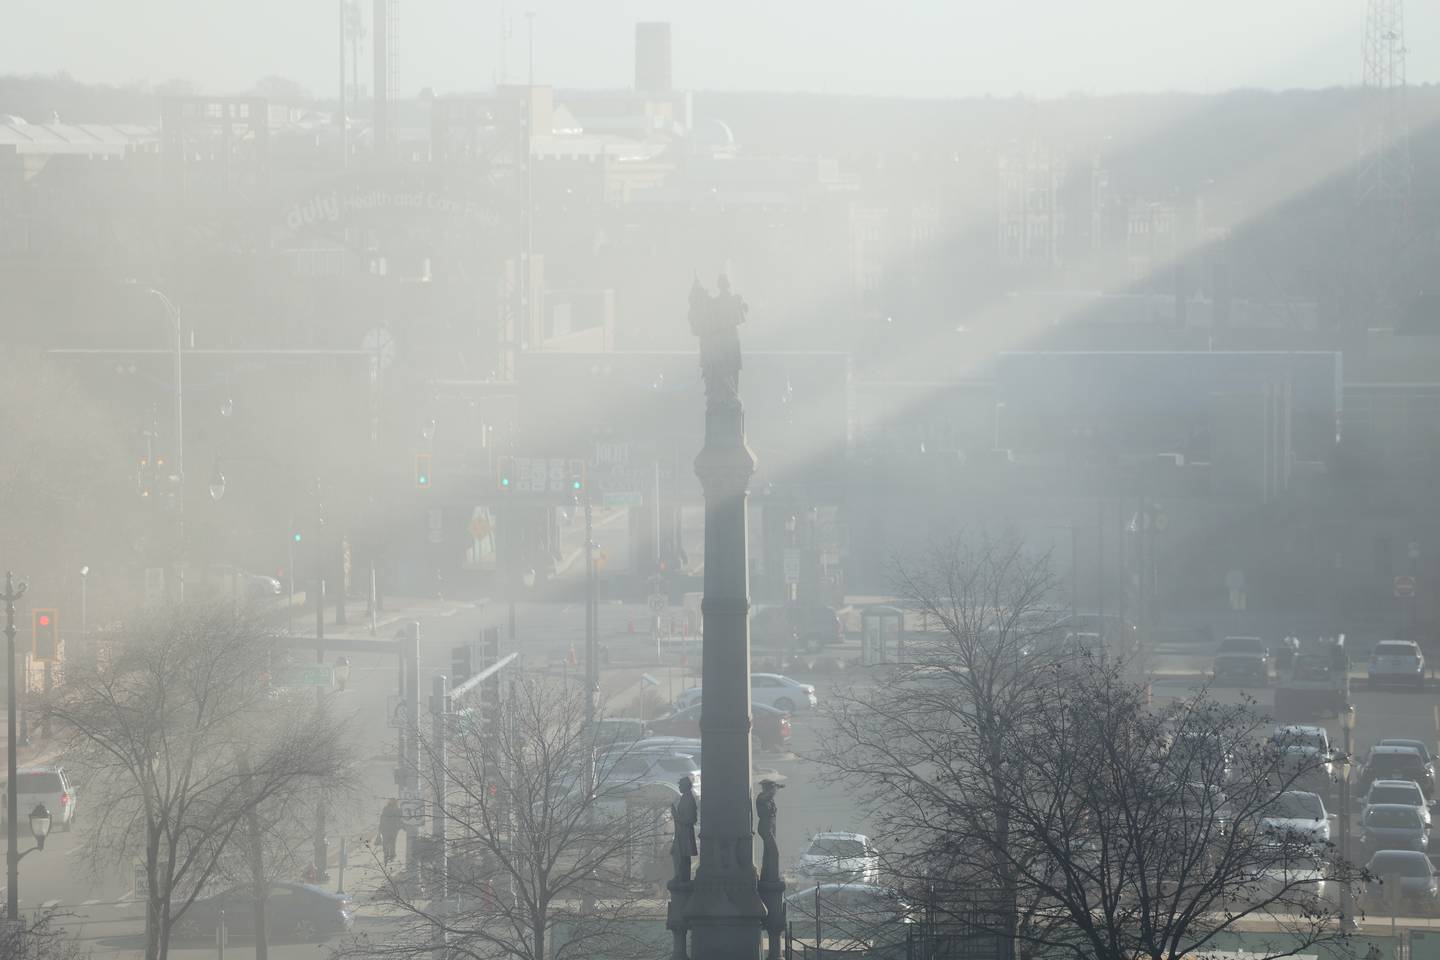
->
[648,593,667,615]
[278,666,335,688]
[1395,575,1417,599]
[399,798,426,827]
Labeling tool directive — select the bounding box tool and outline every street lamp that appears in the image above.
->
[79,566,89,639]
[127,282,185,603]
[208,461,227,503]
[27,804,51,853]
[1338,702,1358,930]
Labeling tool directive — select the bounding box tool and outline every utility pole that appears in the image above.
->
[313,477,329,881]
[5,571,29,921]
[584,491,596,725]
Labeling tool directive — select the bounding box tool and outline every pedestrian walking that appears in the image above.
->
[379,798,402,865]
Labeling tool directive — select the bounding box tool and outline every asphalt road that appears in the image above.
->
[16,600,1440,958]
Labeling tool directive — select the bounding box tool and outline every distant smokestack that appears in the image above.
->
[635,22,672,94]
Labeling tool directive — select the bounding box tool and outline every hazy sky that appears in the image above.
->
[5,1,1431,100]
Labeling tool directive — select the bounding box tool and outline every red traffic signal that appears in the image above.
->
[32,609,58,662]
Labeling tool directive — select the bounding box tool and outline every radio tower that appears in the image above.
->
[1356,0,1412,320]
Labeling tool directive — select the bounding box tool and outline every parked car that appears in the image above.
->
[1165,730,1235,784]
[753,604,844,652]
[172,882,352,943]
[588,717,652,747]
[795,832,881,885]
[1369,640,1426,689]
[1257,790,1331,847]
[1378,739,1438,783]
[1361,804,1429,853]
[675,674,818,715]
[0,766,77,831]
[1212,635,1270,686]
[749,673,817,714]
[1269,724,1335,782]
[1360,745,1436,798]
[648,701,792,752]
[1365,850,1440,913]
[598,751,703,798]
[1360,780,1432,831]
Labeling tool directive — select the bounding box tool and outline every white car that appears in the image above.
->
[1360,779,1432,831]
[674,674,817,714]
[1,766,77,831]
[796,832,880,884]
[1257,790,1330,846]
[749,674,817,714]
[1269,724,1334,781]
[1369,640,1425,689]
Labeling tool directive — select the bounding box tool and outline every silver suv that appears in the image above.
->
[1369,641,1425,689]
[2,766,77,831]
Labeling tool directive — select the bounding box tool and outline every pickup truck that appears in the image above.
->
[1212,635,1271,686]
[1273,637,1349,721]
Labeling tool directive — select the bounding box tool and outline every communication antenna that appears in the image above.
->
[1356,0,1412,322]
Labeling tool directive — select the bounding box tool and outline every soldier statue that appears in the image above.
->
[671,775,700,884]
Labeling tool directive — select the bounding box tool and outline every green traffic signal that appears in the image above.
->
[293,532,303,543]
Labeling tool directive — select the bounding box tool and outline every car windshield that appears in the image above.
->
[1371,853,1431,877]
[1269,793,1323,819]
[1380,741,1432,761]
[1371,785,1423,806]
[16,773,61,792]
[1274,731,1326,751]
[1219,637,1264,654]
[1367,807,1421,828]
[1373,754,1423,774]
[1375,642,1418,657]
[808,838,867,858]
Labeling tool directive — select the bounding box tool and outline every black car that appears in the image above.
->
[1359,745,1436,799]
[172,882,352,944]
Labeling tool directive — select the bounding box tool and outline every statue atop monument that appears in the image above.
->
[688,273,747,406]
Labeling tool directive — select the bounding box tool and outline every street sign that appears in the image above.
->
[603,492,644,508]
[399,798,426,827]
[648,593,667,615]
[1395,575,1417,599]
[641,673,658,688]
[278,666,334,688]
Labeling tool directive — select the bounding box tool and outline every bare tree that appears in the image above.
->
[0,910,90,960]
[342,675,671,960]
[49,604,352,960]
[821,533,1065,951]
[819,534,1357,960]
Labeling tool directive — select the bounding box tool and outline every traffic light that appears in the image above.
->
[415,452,432,489]
[497,457,514,491]
[32,609,58,662]
[292,530,303,544]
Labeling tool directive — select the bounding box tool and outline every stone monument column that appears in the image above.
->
[681,276,766,959]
